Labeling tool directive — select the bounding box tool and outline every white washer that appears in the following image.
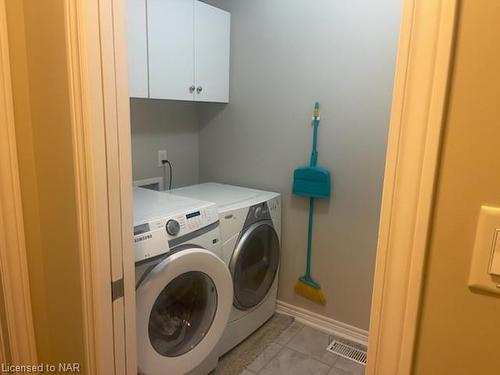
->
[133,187,233,375]
[169,183,281,356]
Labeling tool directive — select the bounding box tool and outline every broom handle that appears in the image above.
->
[310,102,320,168]
[305,102,320,281]
[310,121,319,168]
[305,196,315,280]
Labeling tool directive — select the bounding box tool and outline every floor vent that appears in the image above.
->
[326,340,367,366]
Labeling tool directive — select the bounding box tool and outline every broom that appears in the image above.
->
[292,102,331,305]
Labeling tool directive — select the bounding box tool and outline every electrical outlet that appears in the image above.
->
[158,150,167,167]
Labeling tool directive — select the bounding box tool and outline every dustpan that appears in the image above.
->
[292,103,331,199]
[293,166,330,199]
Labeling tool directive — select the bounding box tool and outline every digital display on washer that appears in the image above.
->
[186,211,201,219]
[133,223,150,236]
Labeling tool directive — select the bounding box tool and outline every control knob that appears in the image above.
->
[166,219,180,236]
[254,206,262,219]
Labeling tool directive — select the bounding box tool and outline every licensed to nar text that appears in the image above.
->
[1,363,81,373]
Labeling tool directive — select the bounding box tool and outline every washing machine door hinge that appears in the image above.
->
[111,278,124,302]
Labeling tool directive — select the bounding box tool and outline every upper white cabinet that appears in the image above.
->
[148,0,195,101]
[127,0,149,98]
[194,1,230,103]
[127,0,231,103]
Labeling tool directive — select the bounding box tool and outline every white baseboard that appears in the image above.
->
[276,300,368,346]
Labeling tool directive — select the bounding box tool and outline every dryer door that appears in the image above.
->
[136,248,232,375]
[230,221,280,310]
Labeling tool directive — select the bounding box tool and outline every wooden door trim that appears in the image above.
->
[64,0,136,373]
[0,0,38,366]
[366,0,458,374]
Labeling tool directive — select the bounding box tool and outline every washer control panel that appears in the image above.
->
[133,203,218,262]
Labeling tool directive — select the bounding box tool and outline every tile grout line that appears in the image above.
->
[240,319,366,375]
[253,344,284,375]
[286,342,340,368]
[282,346,334,374]
[247,342,284,374]
[253,338,360,375]
[254,323,304,374]
[280,322,305,346]
[249,321,366,375]
[288,324,305,342]
[284,325,340,368]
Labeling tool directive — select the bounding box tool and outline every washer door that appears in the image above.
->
[136,248,233,375]
[230,221,280,310]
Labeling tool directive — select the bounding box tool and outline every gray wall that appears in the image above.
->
[198,0,401,330]
[130,99,199,188]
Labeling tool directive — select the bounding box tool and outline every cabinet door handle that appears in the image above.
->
[196,86,203,94]
[189,85,195,93]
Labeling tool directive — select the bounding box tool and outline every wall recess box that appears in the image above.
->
[468,206,500,295]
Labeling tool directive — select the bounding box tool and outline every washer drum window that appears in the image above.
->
[231,222,280,310]
[148,271,217,357]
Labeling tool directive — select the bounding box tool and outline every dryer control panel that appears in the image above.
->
[243,196,280,229]
[133,203,218,262]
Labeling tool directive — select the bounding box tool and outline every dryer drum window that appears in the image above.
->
[232,223,280,310]
[148,271,218,357]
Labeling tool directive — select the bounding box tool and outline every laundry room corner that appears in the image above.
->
[127,0,403,343]
[196,0,402,333]
[123,0,404,372]
[130,99,200,188]
[4,0,481,372]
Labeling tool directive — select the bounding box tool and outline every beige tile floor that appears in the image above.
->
[239,322,366,375]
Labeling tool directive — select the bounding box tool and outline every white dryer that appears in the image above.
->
[169,183,281,356]
[133,187,233,375]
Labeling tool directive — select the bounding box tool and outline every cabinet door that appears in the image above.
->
[148,0,195,101]
[194,1,230,103]
[127,0,149,98]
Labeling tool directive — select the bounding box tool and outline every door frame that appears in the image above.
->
[64,0,136,374]
[0,0,457,373]
[65,0,459,373]
[366,0,458,374]
[0,0,38,366]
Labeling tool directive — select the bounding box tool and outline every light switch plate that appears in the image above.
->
[468,206,500,295]
[488,229,500,276]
